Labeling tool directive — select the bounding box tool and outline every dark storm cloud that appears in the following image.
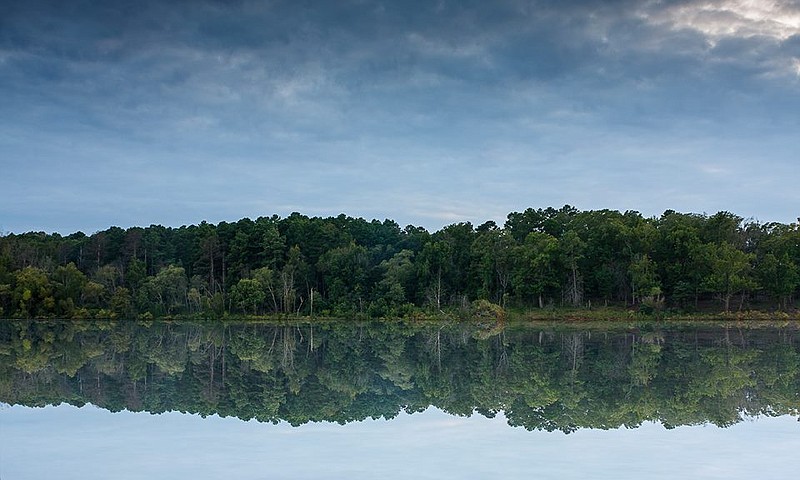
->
[0,1,637,83]
[4,0,794,98]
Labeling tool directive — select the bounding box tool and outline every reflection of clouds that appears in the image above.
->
[4,404,799,480]
[648,0,800,41]
[429,418,473,428]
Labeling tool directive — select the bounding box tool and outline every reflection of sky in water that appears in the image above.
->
[1,404,798,479]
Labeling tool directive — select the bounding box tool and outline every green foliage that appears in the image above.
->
[110,287,133,318]
[318,242,369,315]
[702,242,755,312]
[512,232,560,308]
[375,250,416,315]
[630,254,662,311]
[468,299,506,322]
[0,207,797,319]
[138,265,188,315]
[757,253,798,309]
[12,267,55,318]
[82,281,106,309]
[231,278,266,315]
[52,262,87,316]
[1,320,798,432]
[471,228,515,305]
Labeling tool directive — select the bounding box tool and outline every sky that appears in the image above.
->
[1,0,799,234]
[2,403,799,479]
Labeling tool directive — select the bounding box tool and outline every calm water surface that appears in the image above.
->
[1,319,798,479]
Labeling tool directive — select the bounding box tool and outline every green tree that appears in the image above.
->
[702,211,744,246]
[231,278,266,315]
[94,265,121,293]
[629,254,661,306]
[505,205,577,241]
[258,220,286,269]
[126,258,147,294]
[52,262,88,316]
[471,229,515,306]
[559,231,585,307]
[252,267,279,313]
[318,242,369,314]
[12,267,55,318]
[755,253,798,310]
[568,211,619,303]
[753,222,800,310]
[512,232,560,308]
[702,243,755,312]
[139,265,188,315]
[654,211,708,308]
[375,249,416,314]
[110,287,133,318]
[418,240,451,310]
[435,222,475,301]
[278,246,307,314]
[81,281,107,310]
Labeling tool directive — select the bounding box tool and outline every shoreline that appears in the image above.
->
[4,307,800,324]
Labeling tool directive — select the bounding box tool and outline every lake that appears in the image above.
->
[1,319,799,478]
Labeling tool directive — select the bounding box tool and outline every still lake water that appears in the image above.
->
[1,319,799,479]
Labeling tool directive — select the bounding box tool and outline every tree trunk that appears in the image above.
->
[738,292,745,311]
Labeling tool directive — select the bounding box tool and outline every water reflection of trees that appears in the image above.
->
[0,320,798,432]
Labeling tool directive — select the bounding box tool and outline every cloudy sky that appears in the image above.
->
[2,0,799,234]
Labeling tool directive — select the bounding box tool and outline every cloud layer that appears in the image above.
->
[2,0,798,233]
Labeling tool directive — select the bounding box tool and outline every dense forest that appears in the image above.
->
[0,206,798,319]
[2,320,798,431]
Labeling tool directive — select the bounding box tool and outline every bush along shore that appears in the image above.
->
[1,206,798,320]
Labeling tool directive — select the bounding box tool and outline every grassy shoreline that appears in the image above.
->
[4,306,799,326]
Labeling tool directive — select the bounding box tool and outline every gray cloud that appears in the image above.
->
[1,0,799,233]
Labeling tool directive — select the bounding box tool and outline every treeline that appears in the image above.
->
[0,206,798,318]
[2,320,798,431]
